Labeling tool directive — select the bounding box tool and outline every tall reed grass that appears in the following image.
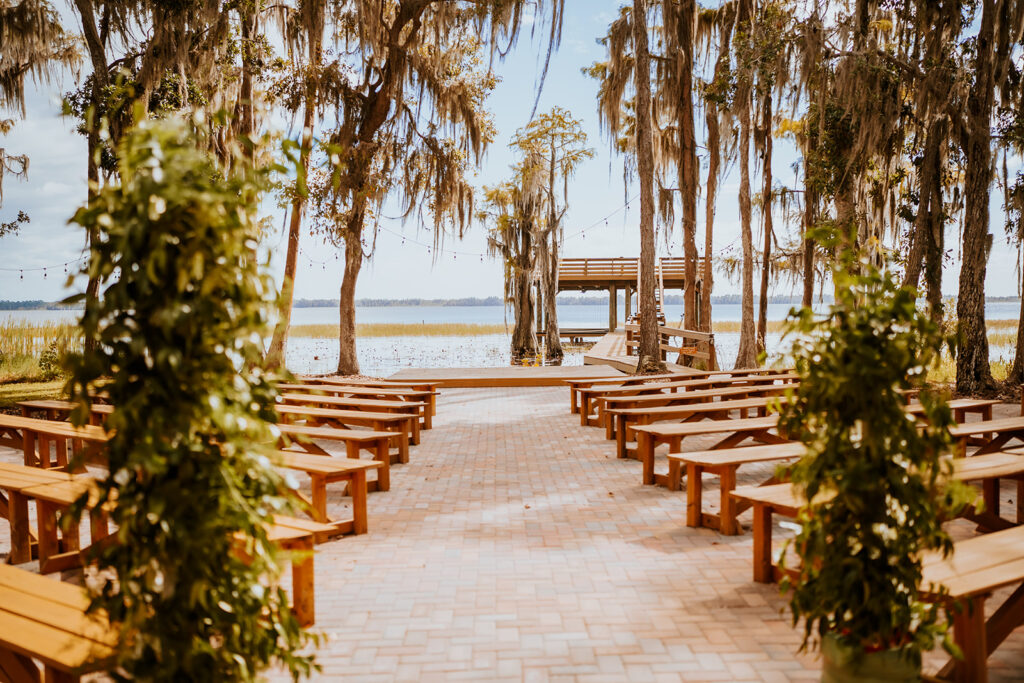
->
[290,322,509,337]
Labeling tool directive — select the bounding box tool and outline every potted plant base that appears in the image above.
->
[821,634,920,682]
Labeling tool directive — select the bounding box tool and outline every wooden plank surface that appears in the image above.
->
[387,365,628,388]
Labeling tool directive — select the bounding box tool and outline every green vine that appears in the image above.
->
[65,111,317,681]
[778,263,973,661]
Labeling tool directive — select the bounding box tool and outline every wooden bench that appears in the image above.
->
[920,524,1024,682]
[950,416,1024,456]
[0,414,108,470]
[577,373,799,427]
[0,564,117,682]
[0,463,77,564]
[669,442,808,535]
[275,403,418,463]
[18,478,115,575]
[277,384,435,428]
[280,393,425,431]
[258,515,336,626]
[301,376,440,418]
[733,451,1024,584]
[564,367,794,414]
[276,423,393,492]
[9,474,332,628]
[631,416,789,488]
[274,450,380,537]
[607,394,791,459]
[600,384,792,440]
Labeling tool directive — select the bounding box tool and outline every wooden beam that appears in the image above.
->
[609,286,617,332]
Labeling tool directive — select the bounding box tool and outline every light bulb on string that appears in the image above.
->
[43,268,46,279]
[19,270,23,280]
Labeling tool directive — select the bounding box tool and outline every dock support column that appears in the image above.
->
[624,285,632,323]
[609,286,617,332]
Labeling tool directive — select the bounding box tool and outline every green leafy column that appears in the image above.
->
[66,112,316,681]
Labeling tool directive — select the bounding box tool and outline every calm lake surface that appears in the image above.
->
[5,301,1021,377]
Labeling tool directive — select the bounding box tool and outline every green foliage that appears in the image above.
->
[64,112,316,681]
[37,341,62,380]
[778,264,973,660]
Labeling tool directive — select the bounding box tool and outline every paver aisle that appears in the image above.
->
[294,387,817,682]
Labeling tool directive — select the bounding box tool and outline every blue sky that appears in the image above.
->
[0,1,1020,304]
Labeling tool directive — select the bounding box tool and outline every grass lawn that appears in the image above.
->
[0,380,64,413]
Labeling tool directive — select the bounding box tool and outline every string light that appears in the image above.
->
[0,255,88,275]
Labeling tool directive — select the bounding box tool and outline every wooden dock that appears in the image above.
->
[582,330,700,375]
[388,364,626,388]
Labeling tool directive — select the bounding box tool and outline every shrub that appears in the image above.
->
[778,265,973,660]
[65,111,316,681]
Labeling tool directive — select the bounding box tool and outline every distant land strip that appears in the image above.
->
[2,295,1022,310]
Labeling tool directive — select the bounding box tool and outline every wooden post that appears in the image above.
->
[536,283,544,336]
[624,285,632,322]
[609,286,617,332]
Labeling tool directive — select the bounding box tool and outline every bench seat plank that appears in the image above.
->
[0,565,116,676]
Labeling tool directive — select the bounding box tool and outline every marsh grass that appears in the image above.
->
[0,320,80,382]
[291,322,510,337]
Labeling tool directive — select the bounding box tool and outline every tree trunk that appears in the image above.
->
[701,108,718,332]
[1008,251,1024,386]
[83,128,101,354]
[631,0,665,373]
[678,0,699,331]
[756,91,772,356]
[266,17,321,370]
[511,265,538,360]
[544,230,563,360]
[700,16,733,331]
[733,1,757,369]
[337,229,363,375]
[920,118,948,323]
[956,0,998,394]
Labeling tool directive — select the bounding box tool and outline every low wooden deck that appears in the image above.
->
[388,365,626,388]
[582,330,697,374]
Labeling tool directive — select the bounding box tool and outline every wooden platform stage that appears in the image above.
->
[388,364,626,388]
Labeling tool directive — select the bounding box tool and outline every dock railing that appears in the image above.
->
[623,323,717,370]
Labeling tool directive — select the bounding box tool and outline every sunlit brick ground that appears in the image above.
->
[3,387,1024,681]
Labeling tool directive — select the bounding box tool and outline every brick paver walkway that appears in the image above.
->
[3,386,1024,681]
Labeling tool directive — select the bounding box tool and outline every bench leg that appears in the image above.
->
[350,470,368,535]
[667,458,683,492]
[291,539,315,627]
[982,478,1000,520]
[752,504,773,583]
[36,501,61,569]
[23,430,38,468]
[616,419,629,459]
[686,464,703,528]
[7,491,32,564]
[719,467,739,536]
[310,475,328,523]
[951,596,988,683]
[0,648,41,683]
[638,432,655,486]
[570,388,578,414]
[409,416,420,446]
[374,439,391,492]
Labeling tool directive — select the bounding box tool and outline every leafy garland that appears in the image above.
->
[65,111,317,681]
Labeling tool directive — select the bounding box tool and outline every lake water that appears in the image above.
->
[5,301,1021,377]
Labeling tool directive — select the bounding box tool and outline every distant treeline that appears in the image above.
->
[0,300,80,311]
[4,294,1021,310]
